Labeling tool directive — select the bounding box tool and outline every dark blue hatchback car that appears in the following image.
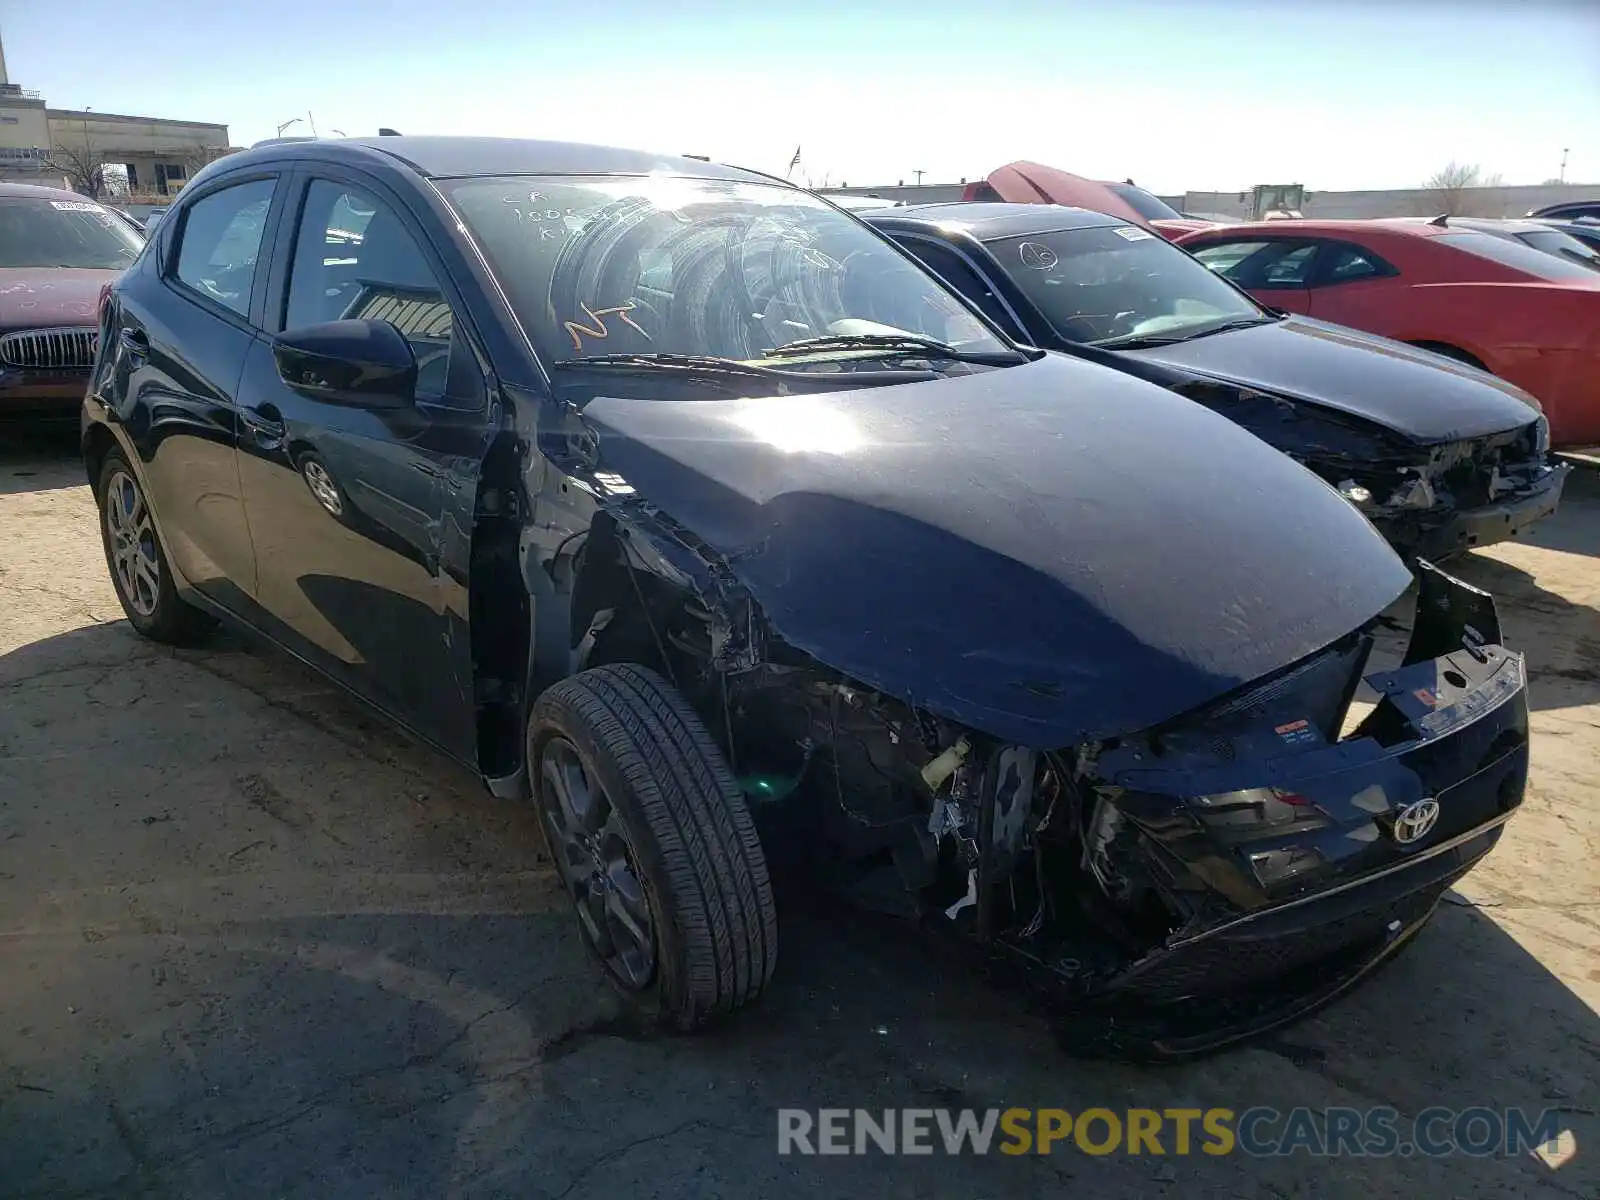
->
[83,137,1531,1056]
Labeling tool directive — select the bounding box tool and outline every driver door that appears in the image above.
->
[234,170,493,760]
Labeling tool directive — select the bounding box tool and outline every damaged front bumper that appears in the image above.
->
[1367,460,1570,560]
[1000,562,1529,1059]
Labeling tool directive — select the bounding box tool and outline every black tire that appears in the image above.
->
[95,448,215,644]
[529,664,777,1029]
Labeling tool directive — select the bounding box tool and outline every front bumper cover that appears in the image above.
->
[1038,562,1529,1058]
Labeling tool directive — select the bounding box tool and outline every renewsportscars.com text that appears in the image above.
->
[776,1106,1571,1159]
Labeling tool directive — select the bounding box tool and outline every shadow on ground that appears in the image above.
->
[1,622,1595,1199]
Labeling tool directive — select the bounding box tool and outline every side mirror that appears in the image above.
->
[272,319,416,408]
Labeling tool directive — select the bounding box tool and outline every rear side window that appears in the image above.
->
[174,179,276,317]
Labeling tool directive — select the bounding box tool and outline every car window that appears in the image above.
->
[1190,241,1264,275]
[1434,231,1600,283]
[0,197,144,270]
[1319,243,1395,285]
[983,225,1263,345]
[1517,229,1600,271]
[440,175,1009,372]
[1194,240,1316,289]
[174,179,276,317]
[892,238,1018,334]
[1106,183,1183,222]
[286,179,457,400]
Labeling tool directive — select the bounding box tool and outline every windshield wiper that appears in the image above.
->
[554,352,791,379]
[550,351,930,396]
[1097,315,1279,350]
[762,333,1021,365]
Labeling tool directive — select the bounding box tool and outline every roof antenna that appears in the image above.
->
[377,128,401,137]
[1427,213,1449,226]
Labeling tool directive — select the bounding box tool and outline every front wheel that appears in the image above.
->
[529,664,777,1029]
[96,449,215,644]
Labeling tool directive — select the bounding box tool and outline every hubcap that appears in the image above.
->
[302,460,343,516]
[537,738,657,990]
[104,469,160,617]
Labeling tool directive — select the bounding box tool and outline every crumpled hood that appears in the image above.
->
[1120,316,1541,444]
[0,268,116,329]
[581,353,1412,748]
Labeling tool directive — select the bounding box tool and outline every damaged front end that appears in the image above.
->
[1173,378,1569,561]
[1330,423,1569,561]
[699,561,1526,1060]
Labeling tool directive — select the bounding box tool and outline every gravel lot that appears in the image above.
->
[2,427,1596,1200]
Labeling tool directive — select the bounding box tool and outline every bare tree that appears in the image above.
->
[1420,161,1507,217]
[43,139,113,200]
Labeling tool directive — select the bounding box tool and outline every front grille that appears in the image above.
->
[0,327,98,370]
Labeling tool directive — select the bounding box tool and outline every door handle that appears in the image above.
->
[241,403,286,442]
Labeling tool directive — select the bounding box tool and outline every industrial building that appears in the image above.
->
[0,30,232,199]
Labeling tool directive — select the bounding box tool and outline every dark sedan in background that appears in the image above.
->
[0,181,143,420]
[865,202,1568,560]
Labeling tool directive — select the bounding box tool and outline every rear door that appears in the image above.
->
[106,173,285,613]
[1189,238,1319,314]
[234,168,493,760]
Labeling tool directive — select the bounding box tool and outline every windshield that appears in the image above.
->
[1106,183,1183,222]
[985,224,1265,344]
[1435,231,1600,283]
[1518,229,1600,270]
[440,174,1009,368]
[0,197,144,269]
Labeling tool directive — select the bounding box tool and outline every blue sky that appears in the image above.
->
[3,1,1596,192]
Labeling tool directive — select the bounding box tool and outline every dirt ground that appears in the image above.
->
[1,427,1595,1200]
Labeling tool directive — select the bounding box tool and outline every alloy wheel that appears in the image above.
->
[104,469,160,617]
[538,737,658,990]
[301,459,344,516]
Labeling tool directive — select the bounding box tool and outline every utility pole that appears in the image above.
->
[1560,148,1569,183]
[913,169,925,186]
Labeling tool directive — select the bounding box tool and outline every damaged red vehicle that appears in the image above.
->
[0,181,143,420]
[84,137,1531,1058]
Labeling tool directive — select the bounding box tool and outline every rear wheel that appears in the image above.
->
[529,664,777,1029]
[96,449,215,644]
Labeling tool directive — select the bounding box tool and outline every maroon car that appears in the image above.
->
[0,181,143,419]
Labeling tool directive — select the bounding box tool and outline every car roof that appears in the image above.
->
[217,135,785,186]
[862,201,1125,240]
[0,180,105,203]
[1182,218,1466,241]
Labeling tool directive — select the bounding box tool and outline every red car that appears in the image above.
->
[962,162,1210,240]
[1173,219,1600,447]
[0,181,144,420]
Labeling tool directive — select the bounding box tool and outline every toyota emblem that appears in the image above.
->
[1392,798,1440,844]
